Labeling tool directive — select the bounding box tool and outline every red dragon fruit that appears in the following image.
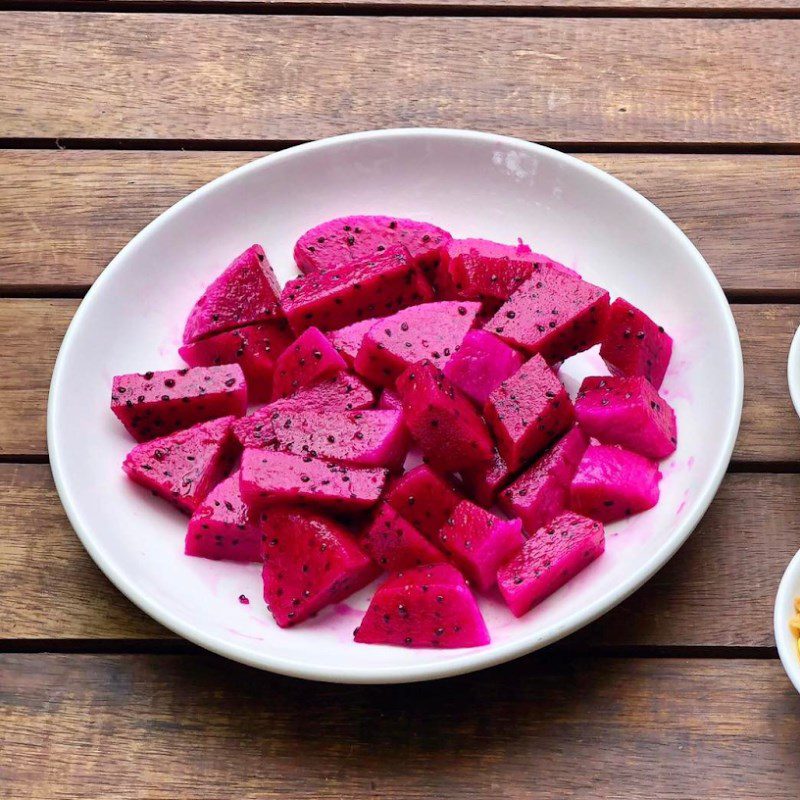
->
[326,317,381,367]
[486,269,609,362]
[459,448,513,508]
[443,329,525,405]
[574,375,677,459]
[378,388,403,412]
[436,500,524,591]
[385,464,463,540]
[182,245,282,344]
[499,427,588,534]
[281,246,433,334]
[185,470,261,562]
[600,297,673,389]
[484,354,574,471]
[359,503,447,571]
[443,238,580,304]
[260,507,377,627]
[239,449,387,512]
[270,326,347,400]
[178,320,294,403]
[354,564,490,648]
[111,364,247,442]
[497,511,605,616]
[396,361,493,472]
[570,443,661,523]
[294,215,452,291]
[232,373,375,449]
[354,301,481,387]
[122,416,237,513]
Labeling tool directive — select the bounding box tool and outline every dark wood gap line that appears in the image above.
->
[3,138,800,156]
[3,1,800,18]
[0,454,49,464]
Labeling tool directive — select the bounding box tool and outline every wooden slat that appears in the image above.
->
[2,300,795,460]
[1,465,793,645]
[24,0,800,7]
[3,151,800,294]
[1,655,799,797]
[2,15,800,143]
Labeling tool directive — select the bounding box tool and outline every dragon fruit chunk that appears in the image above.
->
[240,448,387,512]
[574,376,677,459]
[182,245,282,344]
[499,427,588,534]
[484,354,574,471]
[327,317,381,366]
[385,464,463,540]
[443,329,525,405]
[378,389,403,412]
[111,364,247,442]
[281,245,433,334]
[232,373,375,449]
[396,360,493,472]
[270,409,408,470]
[260,507,377,628]
[436,500,524,591]
[570,443,661,523]
[486,270,610,362]
[185,470,261,562]
[122,416,237,513]
[359,503,447,571]
[294,215,452,290]
[354,564,490,648]
[459,448,513,508]
[270,326,347,400]
[354,301,481,388]
[443,238,580,303]
[600,297,673,389]
[497,511,605,616]
[179,320,294,403]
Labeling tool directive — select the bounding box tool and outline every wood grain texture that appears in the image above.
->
[3,151,800,294]
[1,655,799,799]
[2,300,795,460]
[2,15,800,144]
[1,465,794,644]
[23,0,800,7]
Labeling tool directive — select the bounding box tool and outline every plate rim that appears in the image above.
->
[47,127,744,683]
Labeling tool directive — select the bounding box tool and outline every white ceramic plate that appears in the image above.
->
[48,129,743,683]
[775,548,800,694]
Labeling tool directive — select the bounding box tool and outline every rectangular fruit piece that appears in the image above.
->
[326,317,381,366]
[459,448,513,508]
[270,326,346,400]
[280,245,433,334]
[239,449,387,512]
[599,297,673,389]
[485,269,609,362]
[497,511,605,616]
[570,443,661,523]
[483,354,574,471]
[111,364,247,442]
[574,375,677,459]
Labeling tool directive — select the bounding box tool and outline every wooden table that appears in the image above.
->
[3,3,800,797]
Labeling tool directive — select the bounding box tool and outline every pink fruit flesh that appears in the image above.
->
[459,448,513,508]
[111,365,247,442]
[570,443,661,523]
[436,500,525,592]
[574,375,677,459]
[239,448,387,512]
[185,470,261,562]
[327,317,381,366]
[499,427,588,534]
[599,297,673,389]
[281,246,433,334]
[122,416,237,513]
[385,465,463,540]
[378,389,403,412]
[359,503,447,571]
[270,326,347,400]
[354,301,480,387]
[182,245,282,344]
[484,354,574,471]
[260,507,377,628]
[354,564,490,648]
[179,320,294,403]
[497,512,605,616]
[443,329,525,405]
